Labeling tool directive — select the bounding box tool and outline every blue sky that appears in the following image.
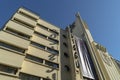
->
[0,0,120,60]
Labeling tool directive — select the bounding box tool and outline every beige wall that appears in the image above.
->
[31,35,59,50]
[0,74,20,80]
[21,60,59,80]
[0,31,30,49]
[37,19,60,31]
[27,46,59,63]
[0,48,24,68]
[98,50,120,80]
[0,7,61,80]
[60,29,74,80]
[34,26,59,40]
[13,13,36,27]
[18,8,39,20]
[0,7,120,80]
[5,20,34,36]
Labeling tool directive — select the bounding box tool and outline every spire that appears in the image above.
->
[75,12,80,17]
[75,12,82,21]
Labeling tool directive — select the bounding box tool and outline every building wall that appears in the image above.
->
[60,29,73,80]
[0,7,120,80]
[115,60,120,69]
[0,7,61,80]
[95,43,120,80]
[70,13,120,80]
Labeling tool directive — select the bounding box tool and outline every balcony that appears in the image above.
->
[20,60,58,79]
[35,26,59,40]
[0,74,20,80]
[31,35,58,50]
[5,21,34,36]
[0,31,30,49]
[0,47,24,68]
[19,8,39,20]
[27,46,59,63]
[13,13,36,28]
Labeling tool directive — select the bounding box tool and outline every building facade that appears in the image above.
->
[115,59,120,69]
[0,7,120,80]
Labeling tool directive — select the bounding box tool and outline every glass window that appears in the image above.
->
[49,29,59,35]
[34,31,47,38]
[13,18,34,29]
[48,37,59,44]
[71,34,73,38]
[6,28,31,39]
[62,34,67,38]
[75,60,80,68]
[72,39,74,44]
[26,54,43,63]
[19,73,40,80]
[45,61,59,68]
[19,11,37,21]
[74,52,78,59]
[43,78,51,80]
[63,42,68,47]
[64,52,69,58]
[31,41,45,49]
[47,47,59,54]
[37,24,48,30]
[0,64,17,74]
[73,45,76,50]
[64,65,70,71]
[0,41,25,53]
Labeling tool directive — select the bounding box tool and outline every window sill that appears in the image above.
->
[30,44,59,56]
[0,46,26,56]
[0,71,19,78]
[25,59,59,70]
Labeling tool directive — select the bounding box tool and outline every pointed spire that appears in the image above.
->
[75,12,80,17]
[75,12,83,22]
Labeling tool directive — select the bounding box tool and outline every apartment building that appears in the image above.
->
[0,7,120,80]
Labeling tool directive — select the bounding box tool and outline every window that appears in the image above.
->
[75,60,80,68]
[34,32,59,44]
[12,18,34,29]
[37,24,48,30]
[45,61,59,68]
[48,37,59,44]
[43,78,51,80]
[19,73,40,80]
[64,65,70,71]
[19,11,37,21]
[62,34,67,38]
[74,52,78,59]
[72,39,74,43]
[49,29,59,35]
[73,45,76,50]
[64,52,69,58]
[0,64,17,74]
[34,31,47,38]
[6,28,31,39]
[63,42,68,47]
[71,34,73,38]
[31,41,45,50]
[47,47,59,54]
[0,41,25,53]
[26,54,43,63]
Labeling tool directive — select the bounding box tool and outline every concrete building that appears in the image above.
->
[115,59,120,69]
[0,7,120,80]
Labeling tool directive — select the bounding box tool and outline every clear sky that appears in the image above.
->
[0,0,120,60]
